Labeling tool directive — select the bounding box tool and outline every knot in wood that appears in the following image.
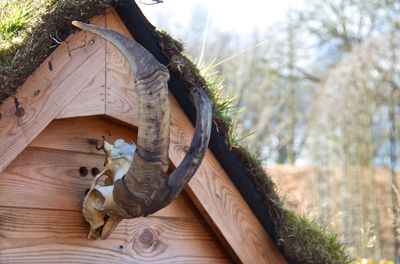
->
[138,228,157,249]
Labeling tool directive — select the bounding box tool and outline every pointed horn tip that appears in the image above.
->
[72,21,89,30]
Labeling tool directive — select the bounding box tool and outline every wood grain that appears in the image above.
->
[0,147,197,219]
[56,15,106,119]
[0,15,106,173]
[55,75,106,118]
[105,10,139,126]
[0,207,230,263]
[30,116,137,155]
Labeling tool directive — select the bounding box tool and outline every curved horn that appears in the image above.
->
[147,87,212,214]
[73,21,170,217]
[73,22,212,239]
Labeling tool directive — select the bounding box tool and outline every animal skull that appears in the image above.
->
[83,139,135,239]
[73,21,212,239]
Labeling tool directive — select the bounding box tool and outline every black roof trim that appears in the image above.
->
[114,0,287,261]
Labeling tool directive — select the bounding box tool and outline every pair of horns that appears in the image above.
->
[73,21,212,239]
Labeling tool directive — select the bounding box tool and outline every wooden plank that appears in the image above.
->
[56,15,106,119]
[0,15,107,173]
[0,207,230,263]
[0,147,197,219]
[105,10,139,126]
[30,116,137,155]
[55,77,106,119]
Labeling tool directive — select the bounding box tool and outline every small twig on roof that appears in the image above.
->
[139,0,163,5]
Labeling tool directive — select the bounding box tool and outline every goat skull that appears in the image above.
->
[83,139,135,239]
[72,21,212,239]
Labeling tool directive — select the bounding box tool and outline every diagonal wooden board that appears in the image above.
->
[0,8,286,264]
[0,15,106,172]
[56,17,107,119]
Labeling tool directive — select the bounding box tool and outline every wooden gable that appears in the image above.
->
[0,9,285,264]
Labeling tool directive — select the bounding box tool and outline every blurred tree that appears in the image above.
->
[300,0,399,259]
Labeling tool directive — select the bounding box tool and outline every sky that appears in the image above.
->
[139,0,305,35]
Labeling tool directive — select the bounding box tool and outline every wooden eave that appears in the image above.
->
[0,8,285,264]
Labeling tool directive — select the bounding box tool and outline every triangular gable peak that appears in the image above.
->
[0,8,285,264]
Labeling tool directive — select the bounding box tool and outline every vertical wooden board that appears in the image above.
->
[0,208,230,263]
[0,15,107,173]
[105,10,139,127]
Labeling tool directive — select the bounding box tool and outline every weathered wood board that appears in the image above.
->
[30,116,137,155]
[0,208,229,264]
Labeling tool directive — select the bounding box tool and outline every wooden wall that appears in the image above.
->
[0,116,231,263]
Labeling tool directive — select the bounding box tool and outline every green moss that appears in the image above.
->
[280,209,352,263]
[0,0,113,101]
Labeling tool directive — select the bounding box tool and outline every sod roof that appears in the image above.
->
[0,0,351,263]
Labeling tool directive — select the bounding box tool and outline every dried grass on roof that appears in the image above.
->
[0,0,113,102]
